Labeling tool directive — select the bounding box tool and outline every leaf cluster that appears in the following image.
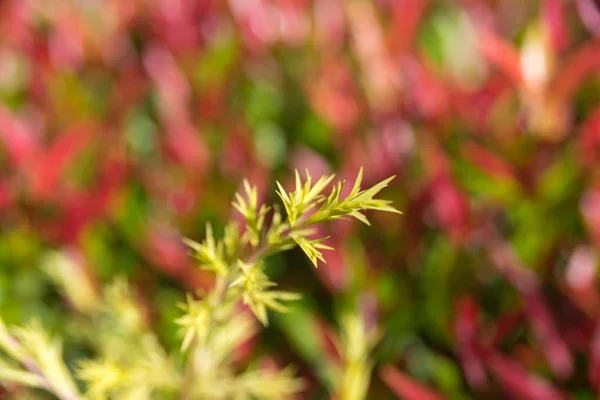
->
[0,169,398,400]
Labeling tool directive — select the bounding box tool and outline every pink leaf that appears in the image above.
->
[0,107,39,167]
[543,0,569,52]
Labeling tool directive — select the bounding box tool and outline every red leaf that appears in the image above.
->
[543,0,569,52]
[0,1,33,50]
[488,242,573,379]
[525,293,573,379]
[145,227,189,275]
[0,180,13,211]
[404,59,451,122]
[317,318,342,365]
[489,311,526,346]
[577,106,600,167]
[27,122,96,200]
[313,0,346,51]
[144,45,190,122]
[0,106,39,167]
[484,349,565,400]
[430,175,471,244]
[580,189,600,248]
[461,142,517,181]
[451,75,512,132]
[454,298,488,390]
[163,120,210,171]
[309,59,362,133]
[48,12,85,70]
[150,0,204,53]
[575,0,600,37]
[228,0,275,53]
[589,321,600,389]
[552,41,600,102]
[380,365,446,400]
[477,27,523,85]
[564,246,600,316]
[389,0,432,56]
[220,126,252,176]
[58,159,126,243]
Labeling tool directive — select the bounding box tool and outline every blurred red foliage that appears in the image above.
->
[1,0,600,398]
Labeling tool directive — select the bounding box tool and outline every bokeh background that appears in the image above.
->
[2,0,600,398]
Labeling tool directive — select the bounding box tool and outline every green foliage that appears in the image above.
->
[337,313,380,400]
[233,181,270,248]
[174,169,397,398]
[4,0,600,398]
[229,261,301,326]
[0,170,397,400]
[183,223,229,276]
[0,319,81,400]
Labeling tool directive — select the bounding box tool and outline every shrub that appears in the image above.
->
[0,170,398,399]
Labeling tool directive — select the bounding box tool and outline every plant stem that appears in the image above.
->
[179,218,303,398]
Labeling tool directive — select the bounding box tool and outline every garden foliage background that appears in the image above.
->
[1,0,600,398]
